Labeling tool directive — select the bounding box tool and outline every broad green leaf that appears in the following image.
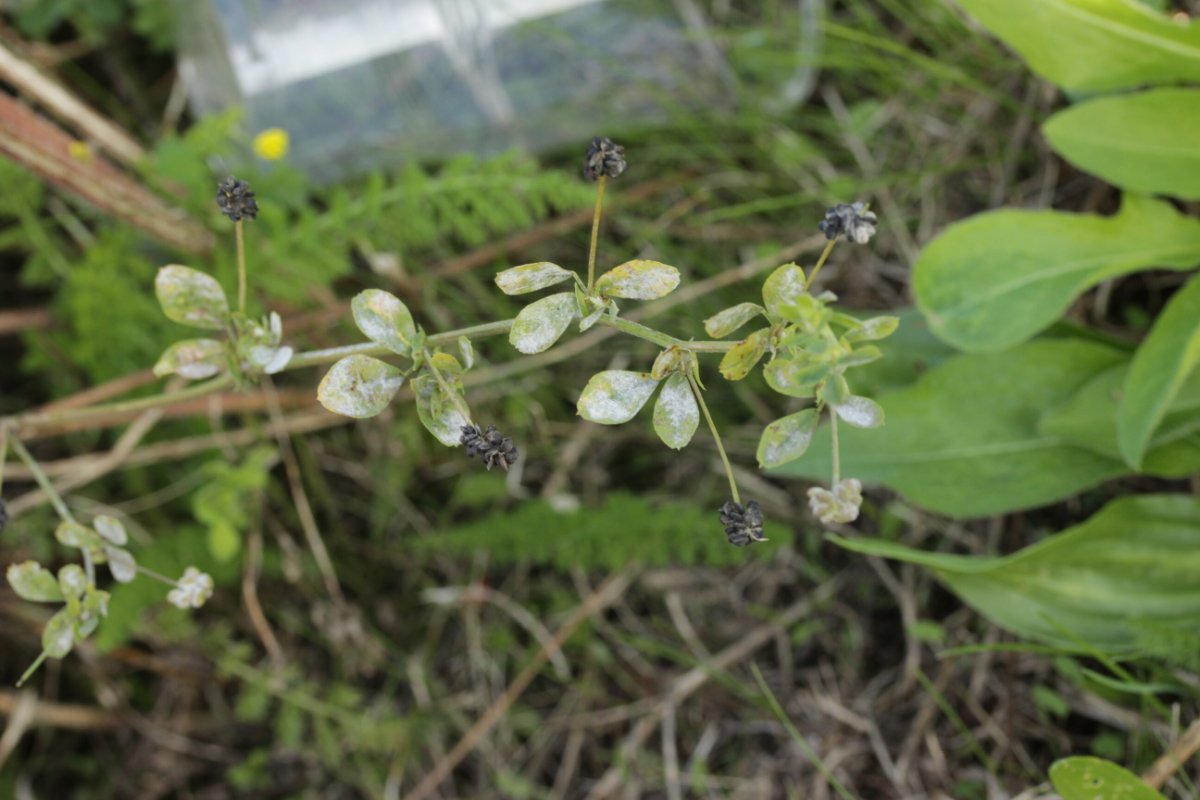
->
[1118,274,1200,468]
[763,356,828,398]
[43,609,76,658]
[761,264,808,322]
[594,260,680,300]
[412,373,470,447]
[577,370,659,424]
[105,546,137,584]
[832,395,884,429]
[829,494,1200,652]
[317,355,404,419]
[757,409,819,468]
[776,340,1129,517]
[6,561,64,602]
[652,373,699,449]
[457,336,474,370]
[914,195,1200,351]
[1044,89,1200,201]
[93,515,128,546]
[55,521,102,549]
[953,0,1200,92]
[351,289,416,356]
[155,265,230,330]
[1041,362,1200,476]
[705,302,766,338]
[429,352,464,376]
[1051,757,1166,800]
[57,565,87,599]
[719,329,770,381]
[495,262,574,295]
[509,292,577,354]
[154,338,226,380]
[846,308,958,398]
[846,316,899,342]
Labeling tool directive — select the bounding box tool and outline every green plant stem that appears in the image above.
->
[804,238,838,290]
[600,316,735,353]
[586,175,607,292]
[135,564,179,587]
[9,435,76,524]
[5,375,236,435]
[235,220,247,314]
[830,412,841,485]
[688,372,740,504]
[285,319,518,371]
[16,651,48,688]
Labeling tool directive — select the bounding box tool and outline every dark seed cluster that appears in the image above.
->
[818,201,877,244]
[0,498,7,534]
[719,500,765,547]
[460,424,518,471]
[583,136,626,181]
[216,176,259,222]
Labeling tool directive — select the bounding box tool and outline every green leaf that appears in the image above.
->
[846,316,899,342]
[1044,88,1200,201]
[208,519,241,562]
[829,494,1200,653]
[153,338,226,380]
[509,292,577,354]
[429,352,464,376]
[317,355,404,419]
[6,561,65,602]
[719,329,770,381]
[776,339,1129,517]
[953,0,1200,92]
[1118,274,1200,468]
[594,260,680,300]
[55,521,102,549]
[1050,757,1166,800]
[105,546,137,584]
[652,373,699,449]
[651,346,684,380]
[494,262,575,295]
[351,289,416,356]
[412,373,470,447]
[763,356,828,399]
[43,609,76,658]
[457,336,474,370]
[1041,362,1200,476]
[914,195,1200,351]
[93,515,128,546]
[704,302,767,338]
[761,264,808,322]
[757,408,819,468]
[57,565,87,599]
[577,370,659,424]
[155,265,230,330]
[832,395,884,429]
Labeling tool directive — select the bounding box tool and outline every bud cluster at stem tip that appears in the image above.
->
[583,136,626,181]
[460,424,519,471]
[719,500,766,547]
[818,201,876,244]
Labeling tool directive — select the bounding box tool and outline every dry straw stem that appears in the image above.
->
[403,568,635,800]
[1141,716,1200,791]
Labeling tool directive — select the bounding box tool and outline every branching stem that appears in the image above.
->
[9,434,75,524]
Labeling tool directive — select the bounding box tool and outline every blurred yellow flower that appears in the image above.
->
[253,128,289,161]
[67,140,93,164]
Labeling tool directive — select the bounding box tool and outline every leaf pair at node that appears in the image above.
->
[153,265,293,381]
[577,346,701,450]
[497,259,681,354]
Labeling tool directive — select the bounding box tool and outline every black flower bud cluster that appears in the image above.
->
[216,176,259,222]
[460,424,518,471]
[0,498,7,534]
[583,136,626,181]
[818,201,877,244]
[719,500,765,547]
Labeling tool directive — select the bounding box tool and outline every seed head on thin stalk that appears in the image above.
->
[460,424,519,471]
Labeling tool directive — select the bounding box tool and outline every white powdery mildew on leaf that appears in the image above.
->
[5,562,63,603]
[495,262,574,295]
[155,265,229,330]
[761,264,807,320]
[154,338,225,379]
[595,260,681,300]
[352,289,415,355]
[578,370,660,424]
[412,374,471,446]
[757,409,819,468]
[93,516,127,546]
[510,292,577,354]
[317,355,404,419]
[833,395,884,428]
[43,610,75,658]
[704,302,767,338]
[854,316,899,341]
[105,547,137,584]
[652,373,698,449]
